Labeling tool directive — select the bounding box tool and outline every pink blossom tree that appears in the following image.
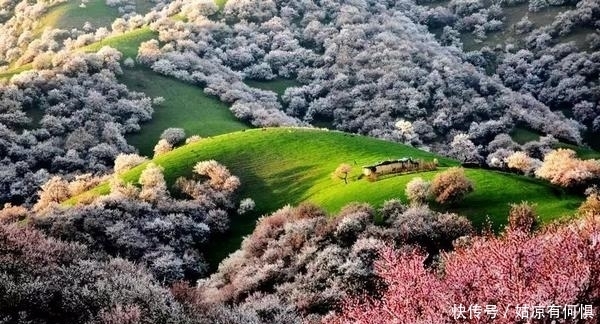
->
[327,212,600,324]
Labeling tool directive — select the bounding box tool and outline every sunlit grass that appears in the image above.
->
[0,64,32,79]
[215,0,228,9]
[38,0,119,32]
[39,0,155,31]
[80,27,156,59]
[67,128,583,262]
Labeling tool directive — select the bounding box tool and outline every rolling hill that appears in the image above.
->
[0,27,156,80]
[80,27,156,59]
[39,0,120,32]
[39,0,155,31]
[68,127,583,262]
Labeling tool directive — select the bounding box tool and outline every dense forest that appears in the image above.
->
[1,0,600,322]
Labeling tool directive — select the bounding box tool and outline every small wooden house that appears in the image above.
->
[361,157,438,178]
[362,157,421,177]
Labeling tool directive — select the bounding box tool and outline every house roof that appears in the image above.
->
[362,157,416,169]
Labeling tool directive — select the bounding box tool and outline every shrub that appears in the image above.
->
[114,153,147,174]
[238,198,256,215]
[507,202,538,233]
[138,163,168,203]
[535,149,600,188]
[160,128,186,146]
[153,139,173,157]
[185,135,203,144]
[395,119,416,142]
[67,174,107,197]
[153,96,166,105]
[123,57,135,68]
[379,199,407,221]
[193,160,240,192]
[405,177,431,204]
[505,151,539,175]
[381,204,473,253]
[579,188,600,216]
[0,203,28,223]
[448,133,482,163]
[33,176,70,213]
[109,177,140,199]
[333,163,352,184]
[430,167,474,204]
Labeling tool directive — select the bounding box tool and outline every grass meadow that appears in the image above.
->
[67,128,583,263]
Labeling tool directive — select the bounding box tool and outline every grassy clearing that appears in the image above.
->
[0,64,32,80]
[3,26,248,157]
[510,127,541,144]
[511,127,600,159]
[82,28,248,156]
[40,0,155,31]
[39,0,120,31]
[119,66,249,156]
[245,79,301,96]
[131,0,157,14]
[68,128,583,261]
[81,27,156,59]
[308,168,579,227]
[1,27,155,79]
[556,143,600,159]
[215,0,228,9]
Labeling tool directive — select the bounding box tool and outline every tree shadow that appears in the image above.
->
[267,165,321,204]
[204,164,320,270]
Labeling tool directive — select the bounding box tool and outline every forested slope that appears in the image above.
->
[0,0,599,322]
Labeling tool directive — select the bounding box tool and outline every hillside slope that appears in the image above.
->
[39,0,119,32]
[73,127,581,225]
[119,67,249,155]
[67,128,582,263]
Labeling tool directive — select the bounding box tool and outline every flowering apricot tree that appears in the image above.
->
[327,212,600,323]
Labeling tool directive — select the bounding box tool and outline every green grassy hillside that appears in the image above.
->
[136,128,579,223]
[119,67,249,156]
[39,0,119,31]
[511,127,600,159]
[40,0,155,31]
[71,127,582,231]
[0,64,32,80]
[1,27,155,80]
[81,27,156,59]
[215,0,228,9]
